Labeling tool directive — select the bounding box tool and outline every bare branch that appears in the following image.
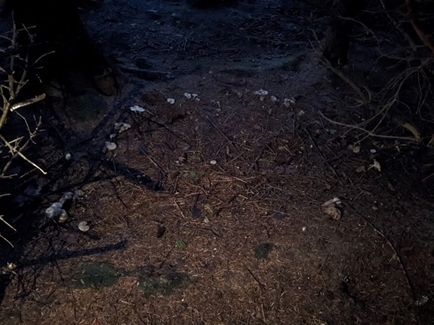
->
[318,110,420,142]
[0,233,14,247]
[0,215,16,231]
[10,93,46,112]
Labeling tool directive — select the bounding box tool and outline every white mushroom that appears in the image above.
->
[105,142,117,151]
[78,221,90,232]
[130,105,145,112]
[58,209,68,223]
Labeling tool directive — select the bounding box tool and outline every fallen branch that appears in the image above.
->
[0,215,16,232]
[10,93,46,112]
[0,233,13,247]
[320,57,370,104]
[348,204,416,300]
[305,127,343,184]
[319,57,421,143]
[318,110,419,142]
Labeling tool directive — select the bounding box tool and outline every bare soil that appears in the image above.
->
[1,0,434,324]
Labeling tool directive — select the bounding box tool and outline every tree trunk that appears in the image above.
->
[321,0,365,65]
[5,0,117,95]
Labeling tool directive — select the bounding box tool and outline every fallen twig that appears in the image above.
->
[348,204,416,300]
[321,57,370,104]
[0,233,13,247]
[10,93,46,112]
[305,127,343,185]
[318,110,419,142]
[245,264,266,290]
[312,15,424,144]
[0,215,16,232]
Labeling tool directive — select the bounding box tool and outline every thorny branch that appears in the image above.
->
[0,17,47,245]
[0,20,46,176]
[0,117,46,176]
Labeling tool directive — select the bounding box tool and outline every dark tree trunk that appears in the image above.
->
[4,0,117,95]
[321,0,366,66]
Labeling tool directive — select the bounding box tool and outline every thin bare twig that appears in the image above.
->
[10,93,46,112]
[318,57,421,142]
[245,264,266,290]
[0,233,14,247]
[0,16,47,246]
[311,10,426,144]
[379,0,418,53]
[305,127,343,185]
[320,56,370,104]
[0,118,47,175]
[348,205,416,300]
[318,110,419,142]
[195,107,247,163]
[0,215,16,231]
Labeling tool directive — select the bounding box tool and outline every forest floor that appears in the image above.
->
[1,0,434,324]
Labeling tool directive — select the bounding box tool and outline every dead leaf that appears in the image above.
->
[321,197,342,220]
[368,159,381,172]
[322,205,342,220]
[348,144,360,153]
[402,122,420,140]
[322,197,341,207]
